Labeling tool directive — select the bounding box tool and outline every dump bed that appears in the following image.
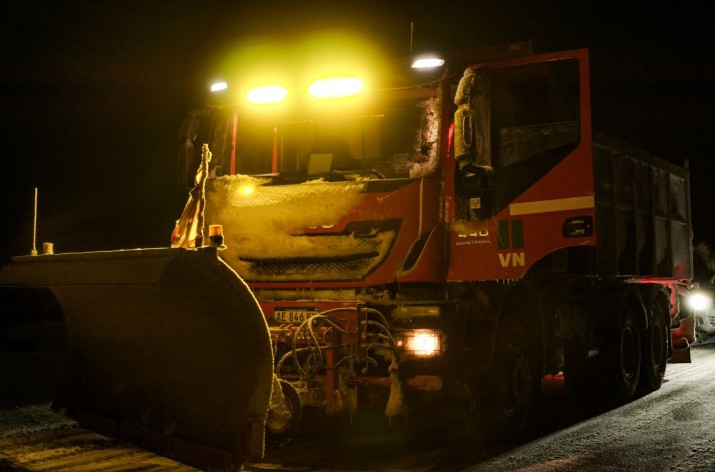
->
[593,132,692,280]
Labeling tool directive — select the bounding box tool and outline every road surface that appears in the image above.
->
[1,344,714,471]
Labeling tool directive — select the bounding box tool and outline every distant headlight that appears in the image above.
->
[395,328,444,358]
[688,292,712,312]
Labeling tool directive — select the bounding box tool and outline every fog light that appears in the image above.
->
[396,329,444,358]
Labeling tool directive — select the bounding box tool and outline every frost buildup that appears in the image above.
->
[409,96,441,178]
[205,176,395,281]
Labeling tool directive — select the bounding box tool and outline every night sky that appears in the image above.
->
[1,1,713,262]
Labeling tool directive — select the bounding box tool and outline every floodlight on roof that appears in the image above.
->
[411,57,445,69]
[210,81,228,92]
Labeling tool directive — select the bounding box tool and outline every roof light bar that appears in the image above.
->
[307,77,363,99]
[246,84,289,104]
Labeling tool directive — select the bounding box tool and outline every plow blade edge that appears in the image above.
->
[0,247,273,471]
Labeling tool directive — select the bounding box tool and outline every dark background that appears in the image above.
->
[1,1,713,262]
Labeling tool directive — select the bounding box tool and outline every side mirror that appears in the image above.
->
[454,69,476,162]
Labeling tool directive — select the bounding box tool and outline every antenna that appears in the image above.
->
[410,21,414,54]
[31,187,38,256]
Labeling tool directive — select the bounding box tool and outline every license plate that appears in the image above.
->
[273,307,319,324]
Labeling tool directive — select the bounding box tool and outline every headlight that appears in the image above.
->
[395,328,444,358]
[687,291,712,312]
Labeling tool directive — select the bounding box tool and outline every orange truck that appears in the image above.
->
[0,41,697,471]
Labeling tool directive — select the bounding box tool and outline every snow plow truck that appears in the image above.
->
[0,41,698,471]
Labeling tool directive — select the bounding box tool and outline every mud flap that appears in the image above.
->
[0,247,273,472]
[670,315,696,364]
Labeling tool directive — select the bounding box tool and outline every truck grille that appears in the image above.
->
[235,220,402,282]
[241,252,380,280]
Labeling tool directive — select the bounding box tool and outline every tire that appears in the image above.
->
[266,379,302,444]
[484,318,537,439]
[606,304,642,402]
[639,297,668,393]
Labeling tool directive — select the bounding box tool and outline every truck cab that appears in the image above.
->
[174,41,692,437]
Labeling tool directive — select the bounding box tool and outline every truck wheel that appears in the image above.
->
[266,380,302,444]
[607,304,642,401]
[485,318,536,439]
[639,298,668,393]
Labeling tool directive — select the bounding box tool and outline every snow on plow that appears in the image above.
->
[0,247,273,471]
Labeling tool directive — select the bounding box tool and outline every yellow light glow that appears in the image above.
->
[307,77,363,99]
[239,185,255,196]
[246,84,289,104]
[209,31,385,108]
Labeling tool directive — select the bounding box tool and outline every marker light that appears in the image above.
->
[208,224,224,247]
[411,57,445,69]
[307,77,363,99]
[211,82,228,92]
[688,291,712,311]
[246,84,289,104]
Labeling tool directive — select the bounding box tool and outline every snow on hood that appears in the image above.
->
[205,175,395,281]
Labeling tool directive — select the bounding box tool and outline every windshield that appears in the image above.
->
[209,90,440,181]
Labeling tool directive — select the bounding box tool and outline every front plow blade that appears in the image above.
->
[0,247,273,471]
